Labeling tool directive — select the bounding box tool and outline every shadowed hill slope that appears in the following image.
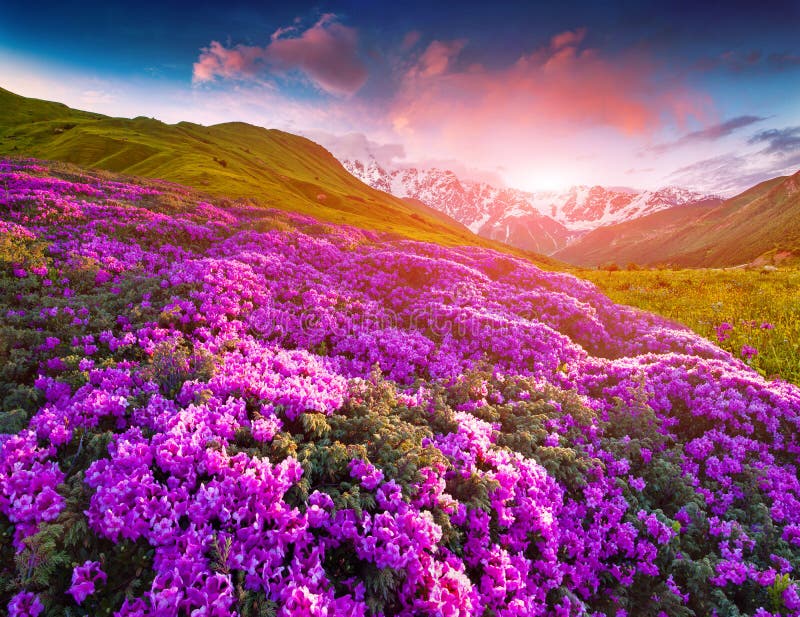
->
[556,173,800,267]
[554,199,720,267]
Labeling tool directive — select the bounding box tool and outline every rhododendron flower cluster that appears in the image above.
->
[68,560,106,604]
[1,159,799,616]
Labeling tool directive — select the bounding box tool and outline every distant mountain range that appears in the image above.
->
[344,158,720,254]
[556,170,800,267]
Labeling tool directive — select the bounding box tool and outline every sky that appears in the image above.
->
[1,0,799,194]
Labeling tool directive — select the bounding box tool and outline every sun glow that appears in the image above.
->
[505,168,575,192]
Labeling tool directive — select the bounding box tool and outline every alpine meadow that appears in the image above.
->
[1,2,800,617]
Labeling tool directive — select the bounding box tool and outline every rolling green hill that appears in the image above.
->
[556,172,800,267]
[554,200,721,267]
[0,87,525,252]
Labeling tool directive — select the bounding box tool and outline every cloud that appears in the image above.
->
[270,25,298,42]
[401,30,421,50]
[648,115,765,153]
[193,14,367,96]
[406,159,508,187]
[409,40,466,78]
[697,50,800,73]
[379,28,710,187]
[304,130,406,163]
[748,126,800,154]
[768,52,800,70]
[669,131,800,195]
[719,50,763,72]
[389,29,708,144]
[303,130,507,186]
[193,42,262,83]
[81,89,117,105]
[669,154,755,194]
[550,27,587,50]
[687,115,765,140]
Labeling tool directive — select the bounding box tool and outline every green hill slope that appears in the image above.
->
[668,172,800,266]
[557,173,800,267]
[0,87,505,249]
[554,200,721,267]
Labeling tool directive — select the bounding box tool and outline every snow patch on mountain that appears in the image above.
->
[343,157,719,254]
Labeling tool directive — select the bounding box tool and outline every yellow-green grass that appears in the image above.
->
[579,267,800,384]
[0,87,563,271]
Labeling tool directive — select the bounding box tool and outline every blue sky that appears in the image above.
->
[1,0,799,193]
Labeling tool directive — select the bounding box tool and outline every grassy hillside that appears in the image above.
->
[580,267,800,383]
[0,87,517,251]
[557,173,800,267]
[670,172,800,266]
[554,200,721,267]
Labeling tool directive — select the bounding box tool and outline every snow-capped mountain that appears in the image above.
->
[536,184,721,231]
[343,158,720,254]
[343,159,574,254]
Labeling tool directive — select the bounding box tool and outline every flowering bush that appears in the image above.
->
[1,159,799,616]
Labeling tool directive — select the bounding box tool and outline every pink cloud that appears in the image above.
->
[401,30,421,50]
[378,30,715,190]
[411,40,466,78]
[189,25,718,191]
[192,41,264,82]
[193,14,367,96]
[550,27,587,51]
[390,30,710,142]
[271,25,299,42]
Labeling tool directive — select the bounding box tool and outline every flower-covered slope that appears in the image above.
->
[0,159,798,617]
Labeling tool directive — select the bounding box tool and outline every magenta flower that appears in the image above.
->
[741,345,758,361]
[629,476,646,492]
[68,560,107,605]
[7,591,44,617]
[349,458,384,490]
[714,322,733,342]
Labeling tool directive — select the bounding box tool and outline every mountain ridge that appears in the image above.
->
[556,171,800,267]
[343,157,720,254]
